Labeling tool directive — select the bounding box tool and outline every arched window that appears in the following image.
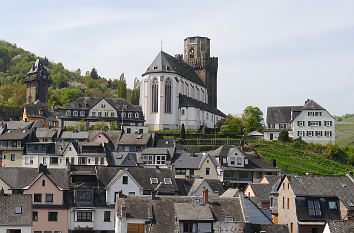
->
[152,79,159,112]
[165,79,172,113]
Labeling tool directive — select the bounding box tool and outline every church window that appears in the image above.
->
[165,79,172,113]
[152,79,159,112]
[66,110,71,116]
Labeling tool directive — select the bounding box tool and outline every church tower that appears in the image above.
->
[183,36,218,108]
[24,58,50,106]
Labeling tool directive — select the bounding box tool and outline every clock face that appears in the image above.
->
[189,48,194,58]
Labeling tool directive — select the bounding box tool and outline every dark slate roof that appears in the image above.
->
[266,106,303,124]
[205,179,225,196]
[295,196,341,221]
[116,196,245,233]
[175,202,214,220]
[179,94,226,117]
[55,142,70,156]
[0,121,34,130]
[143,51,205,87]
[0,167,69,190]
[243,197,273,224]
[118,133,152,145]
[327,220,354,233]
[173,152,218,169]
[248,183,273,204]
[60,131,89,140]
[175,179,192,196]
[0,129,31,140]
[220,188,240,197]
[24,100,52,118]
[113,152,138,167]
[27,58,48,75]
[288,174,354,210]
[303,99,325,110]
[262,175,279,185]
[248,224,289,233]
[105,98,142,112]
[0,194,32,226]
[35,127,61,139]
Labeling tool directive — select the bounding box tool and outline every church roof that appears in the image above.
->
[143,51,205,87]
[179,94,226,117]
[27,58,48,75]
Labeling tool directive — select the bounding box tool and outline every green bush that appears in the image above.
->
[278,130,290,142]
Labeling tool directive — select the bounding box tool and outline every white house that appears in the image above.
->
[264,99,335,144]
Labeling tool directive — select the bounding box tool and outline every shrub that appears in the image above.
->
[278,130,290,142]
[180,124,186,140]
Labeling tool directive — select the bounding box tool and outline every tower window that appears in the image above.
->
[189,37,196,43]
[165,79,172,113]
[189,48,195,59]
[152,79,159,112]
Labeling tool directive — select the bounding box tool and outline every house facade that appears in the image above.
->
[264,99,335,144]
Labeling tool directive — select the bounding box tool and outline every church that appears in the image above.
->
[140,36,226,130]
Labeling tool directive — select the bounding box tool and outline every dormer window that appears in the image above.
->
[237,157,242,165]
[150,178,158,184]
[66,110,71,116]
[39,109,43,115]
[308,200,321,216]
[164,178,172,184]
[80,111,85,116]
[245,158,249,165]
[135,113,139,118]
[73,111,78,116]
[224,216,234,222]
[128,112,133,118]
[14,206,22,214]
[328,201,337,209]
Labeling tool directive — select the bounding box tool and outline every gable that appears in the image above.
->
[63,142,78,157]
[91,132,109,144]
[25,173,62,192]
[107,170,142,190]
[89,99,116,115]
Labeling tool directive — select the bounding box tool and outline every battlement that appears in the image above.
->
[184,56,218,69]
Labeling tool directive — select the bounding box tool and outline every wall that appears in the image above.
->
[0,226,31,233]
[244,185,255,197]
[195,156,218,179]
[2,150,23,167]
[213,222,244,233]
[0,178,12,194]
[90,99,117,118]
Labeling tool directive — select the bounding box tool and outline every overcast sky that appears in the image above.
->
[1,0,354,116]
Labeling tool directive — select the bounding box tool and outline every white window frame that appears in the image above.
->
[309,121,320,127]
[128,112,133,118]
[73,111,78,116]
[80,111,85,116]
[135,113,139,118]
[164,178,172,184]
[325,131,332,137]
[325,121,332,126]
[150,178,158,184]
[315,131,322,136]
[307,131,314,137]
[66,110,71,116]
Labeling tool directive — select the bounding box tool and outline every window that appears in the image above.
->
[73,111,78,116]
[150,178,158,184]
[287,198,290,209]
[104,112,108,117]
[297,121,305,127]
[206,167,210,176]
[230,157,235,165]
[104,211,110,222]
[308,112,314,116]
[100,157,104,165]
[34,231,41,233]
[176,169,186,175]
[308,200,321,216]
[237,157,242,165]
[14,206,22,214]
[181,109,185,115]
[315,131,322,136]
[144,155,154,165]
[122,176,128,185]
[71,157,75,164]
[80,111,85,116]
[135,113,139,118]
[329,201,337,209]
[312,228,319,233]
[307,131,314,137]
[76,191,91,202]
[101,104,105,108]
[291,223,293,233]
[222,158,227,164]
[283,197,285,208]
[156,155,166,165]
[165,79,172,113]
[34,194,42,203]
[92,112,96,117]
[325,121,332,126]
[298,131,305,137]
[98,112,102,117]
[315,112,322,116]
[50,157,58,164]
[78,157,87,165]
[270,197,273,207]
[33,211,38,221]
[279,124,286,129]
[77,212,92,222]
[189,37,196,43]
[66,110,71,116]
[42,180,46,186]
[309,121,321,126]
[128,112,133,118]
[30,157,34,165]
[128,192,135,195]
[111,112,115,117]
[127,128,131,133]
[25,157,29,164]
[225,216,234,222]
[11,154,15,161]
[48,212,58,221]
[164,178,172,184]
[46,194,53,203]
[152,79,159,112]
[121,112,126,118]
[325,131,332,137]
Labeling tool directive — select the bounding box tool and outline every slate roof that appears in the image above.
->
[0,121,34,130]
[60,131,89,140]
[326,220,354,233]
[303,99,325,110]
[0,167,69,190]
[266,106,303,124]
[173,152,218,169]
[248,224,289,233]
[35,127,61,139]
[143,51,205,87]
[27,58,48,75]
[243,197,273,224]
[118,133,152,145]
[188,179,224,196]
[262,175,279,185]
[55,142,70,156]
[288,174,354,210]
[179,94,226,117]
[0,129,31,141]
[116,196,245,233]
[0,194,32,226]
[220,188,240,197]
[295,196,341,221]
[24,100,52,118]
[113,152,138,167]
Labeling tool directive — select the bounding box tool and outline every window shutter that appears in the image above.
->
[308,121,310,126]
[319,121,321,126]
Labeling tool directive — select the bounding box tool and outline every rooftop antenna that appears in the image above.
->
[160,37,164,51]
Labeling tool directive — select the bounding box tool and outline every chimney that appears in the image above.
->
[38,163,47,173]
[272,159,277,167]
[202,189,209,204]
[151,190,157,200]
[0,188,4,196]
[118,190,123,198]
[121,205,127,218]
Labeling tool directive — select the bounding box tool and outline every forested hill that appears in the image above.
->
[0,40,140,109]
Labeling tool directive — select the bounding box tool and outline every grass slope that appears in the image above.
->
[336,114,354,146]
[253,141,353,175]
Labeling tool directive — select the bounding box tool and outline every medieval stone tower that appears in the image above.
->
[24,58,50,106]
[183,36,218,108]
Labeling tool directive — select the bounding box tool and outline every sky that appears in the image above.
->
[1,0,354,116]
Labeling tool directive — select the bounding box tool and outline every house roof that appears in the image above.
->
[326,220,354,233]
[0,121,34,130]
[0,129,31,140]
[24,100,52,118]
[295,196,341,221]
[248,183,273,206]
[0,167,69,190]
[188,179,224,196]
[266,106,303,124]
[220,188,240,198]
[35,127,61,139]
[179,94,226,117]
[287,174,354,210]
[173,152,218,169]
[55,142,70,156]
[143,51,205,87]
[261,175,279,185]
[243,197,273,224]
[60,131,89,140]
[303,99,325,110]
[249,224,289,233]
[116,196,245,233]
[0,194,32,226]
[113,152,138,167]
[27,58,48,75]
[247,131,264,136]
[118,133,151,145]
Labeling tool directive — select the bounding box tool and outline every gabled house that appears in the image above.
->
[77,142,110,166]
[209,145,280,187]
[187,179,225,197]
[0,129,32,167]
[35,127,61,142]
[172,152,219,180]
[118,133,152,152]
[264,99,335,144]
[0,191,32,233]
[274,174,354,233]
[89,130,122,152]
[22,100,57,128]
[58,130,89,142]
[140,147,175,168]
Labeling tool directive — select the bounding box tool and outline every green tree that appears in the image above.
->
[92,121,109,131]
[110,121,118,130]
[180,123,186,140]
[242,106,264,134]
[75,121,89,131]
[220,114,244,136]
[90,68,99,80]
[131,77,140,105]
[117,73,127,99]
[278,130,290,142]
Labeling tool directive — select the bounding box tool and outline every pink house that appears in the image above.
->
[23,169,69,233]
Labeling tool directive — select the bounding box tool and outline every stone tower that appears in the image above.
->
[183,36,218,108]
[24,58,50,106]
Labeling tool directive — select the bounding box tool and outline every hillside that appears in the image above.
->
[336,114,354,146]
[0,40,139,108]
[252,140,353,175]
